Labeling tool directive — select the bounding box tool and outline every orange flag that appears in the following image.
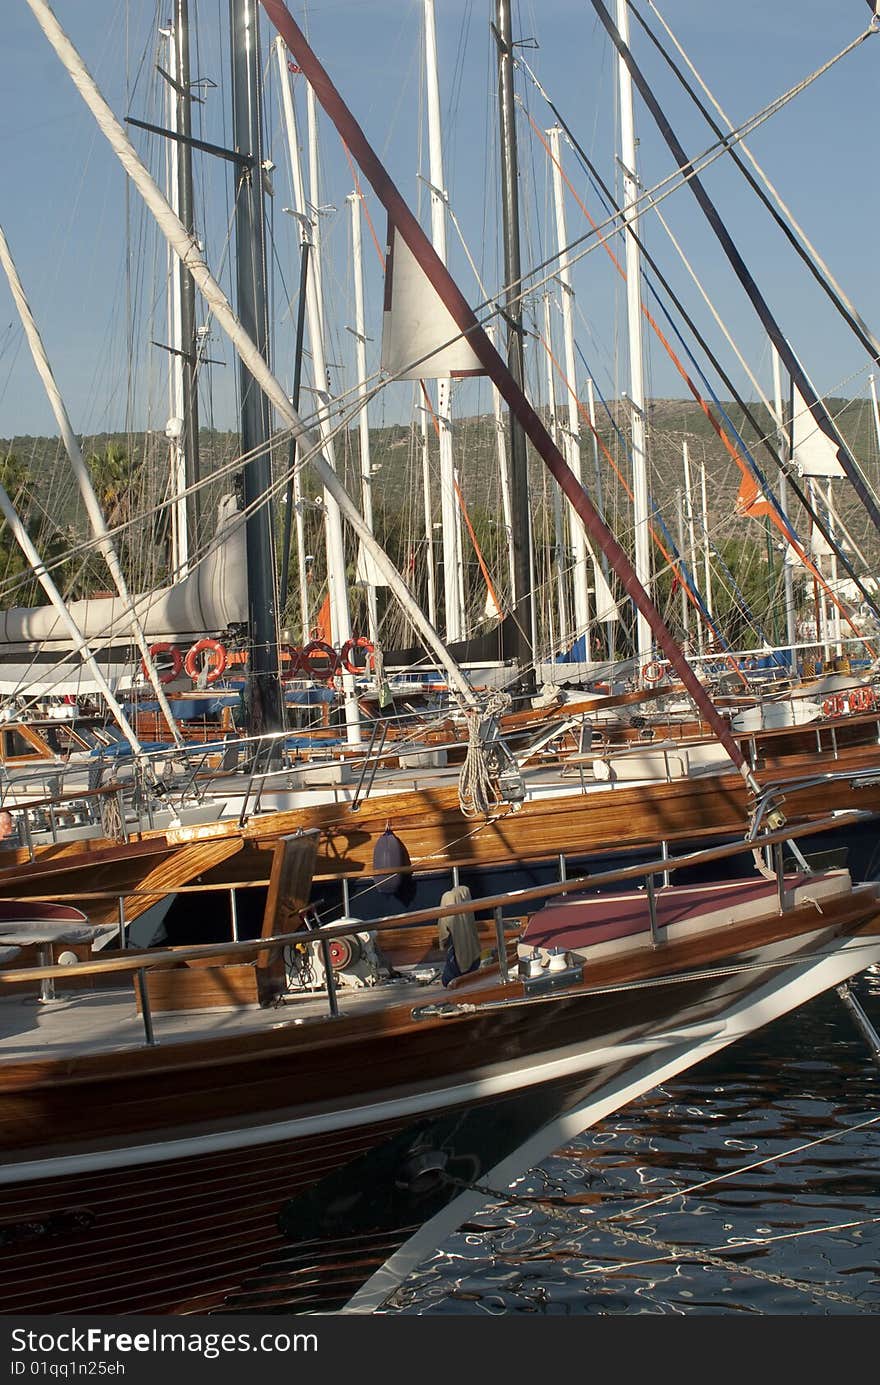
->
[313,591,332,644]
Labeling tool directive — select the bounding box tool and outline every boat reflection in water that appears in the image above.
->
[387,976,880,1315]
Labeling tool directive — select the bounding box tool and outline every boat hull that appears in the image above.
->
[1,893,878,1315]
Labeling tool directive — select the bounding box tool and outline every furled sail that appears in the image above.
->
[0,494,246,654]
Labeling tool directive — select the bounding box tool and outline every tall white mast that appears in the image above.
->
[870,374,880,456]
[681,441,703,657]
[487,323,515,606]
[547,126,590,655]
[0,224,183,748]
[615,0,652,672]
[423,0,464,643]
[274,40,361,743]
[416,385,438,629]
[771,345,798,674]
[700,459,714,629]
[347,190,379,648]
[675,486,689,645]
[161,23,188,579]
[541,292,570,648]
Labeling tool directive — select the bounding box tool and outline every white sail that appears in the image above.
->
[791,384,845,478]
[381,224,483,380]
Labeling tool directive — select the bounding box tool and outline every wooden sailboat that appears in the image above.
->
[0,0,877,1320]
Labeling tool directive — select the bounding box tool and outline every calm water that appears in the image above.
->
[385,972,880,1315]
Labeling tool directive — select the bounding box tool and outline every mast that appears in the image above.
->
[494,0,535,694]
[347,190,379,648]
[487,322,516,613]
[540,292,570,647]
[547,125,589,654]
[229,0,283,737]
[417,384,438,627]
[870,374,880,457]
[174,0,201,552]
[28,0,478,712]
[675,487,689,646]
[162,19,188,577]
[615,0,652,673]
[278,225,310,635]
[423,0,465,643]
[771,346,798,674]
[681,441,703,657]
[274,40,361,744]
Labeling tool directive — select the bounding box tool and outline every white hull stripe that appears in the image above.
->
[0,936,875,1187]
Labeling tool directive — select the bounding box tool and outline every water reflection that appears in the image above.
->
[385,978,880,1315]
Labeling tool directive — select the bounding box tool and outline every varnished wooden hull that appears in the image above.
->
[1,889,878,1314]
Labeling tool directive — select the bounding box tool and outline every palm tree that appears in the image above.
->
[86,442,142,530]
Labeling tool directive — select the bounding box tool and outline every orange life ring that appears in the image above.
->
[822,694,844,718]
[297,641,340,682]
[141,641,183,686]
[642,660,664,685]
[184,638,227,684]
[340,636,376,676]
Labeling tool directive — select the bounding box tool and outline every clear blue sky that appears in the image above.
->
[1,0,878,441]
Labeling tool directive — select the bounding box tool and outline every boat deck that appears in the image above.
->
[0,966,447,1061]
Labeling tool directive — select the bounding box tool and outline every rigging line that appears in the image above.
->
[630,280,875,655]
[524,96,855,596]
[527,116,750,652]
[640,284,877,657]
[333,15,865,407]
[588,0,880,552]
[532,314,732,654]
[416,380,507,629]
[635,0,880,369]
[501,21,875,332]
[518,76,880,638]
[575,349,762,656]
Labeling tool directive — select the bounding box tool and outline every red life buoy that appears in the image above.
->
[297,640,340,682]
[822,694,844,718]
[340,636,376,676]
[184,638,227,684]
[141,641,183,686]
[642,660,663,685]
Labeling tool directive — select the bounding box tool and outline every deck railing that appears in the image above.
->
[0,809,871,1046]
